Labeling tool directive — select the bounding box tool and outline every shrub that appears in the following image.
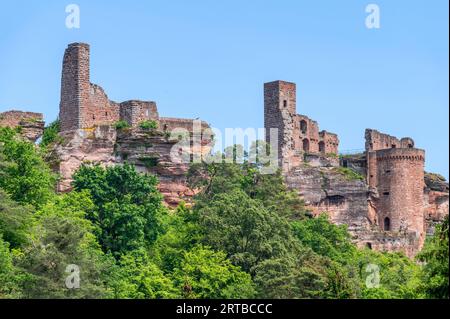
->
[114,120,130,130]
[40,120,62,149]
[139,120,158,130]
[334,167,364,181]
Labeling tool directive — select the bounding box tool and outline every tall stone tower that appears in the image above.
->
[264,80,298,172]
[366,129,426,254]
[59,43,91,132]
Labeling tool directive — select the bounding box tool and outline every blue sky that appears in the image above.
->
[0,0,448,178]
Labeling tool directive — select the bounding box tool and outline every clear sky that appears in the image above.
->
[0,0,448,178]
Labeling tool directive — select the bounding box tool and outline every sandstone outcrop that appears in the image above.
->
[0,110,45,142]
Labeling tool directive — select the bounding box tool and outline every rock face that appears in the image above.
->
[0,110,45,142]
[115,128,211,206]
[49,125,212,206]
[285,164,442,258]
[424,173,449,236]
[286,166,371,235]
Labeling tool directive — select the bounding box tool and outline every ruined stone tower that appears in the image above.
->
[264,80,339,173]
[60,43,91,132]
[264,81,299,172]
[59,43,161,132]
[366,129,426,252]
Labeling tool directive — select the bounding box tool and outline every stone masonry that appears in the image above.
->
[264,80,448,257]
[53,43,213,205]
[264,80,339,173]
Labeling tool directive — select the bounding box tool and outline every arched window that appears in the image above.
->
[319,141,325,153]
[300,120,307,134]
[302,139,310,153]
[384,217,391,231]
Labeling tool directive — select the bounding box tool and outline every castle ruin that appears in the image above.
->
[264,81,339,172]
[264,80,447,257]
[53,43,212,205]
[0,45,447,257]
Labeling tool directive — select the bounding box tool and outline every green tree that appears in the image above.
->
[40,120,62,150]
[0,127,56,208]
[173,245,255,299]
[0,190,33,248]
[252,251,328,299]
[292,213,422,299]
[111,249,179,299]
[15,193,116,298]
[195,189,298,274]
[150,203,202,273]
[0,237,26,298]
[417,216,449,299]
[72,164,164,256]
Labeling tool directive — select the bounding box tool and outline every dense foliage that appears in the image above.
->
[0,130,448,299]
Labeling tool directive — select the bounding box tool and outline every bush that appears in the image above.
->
[40,120,62,149]
[114,120,130,130]
[334,167,364,181]
[139,120,158,130]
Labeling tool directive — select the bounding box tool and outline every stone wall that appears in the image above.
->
[264,80,339,173]
[319,131,339,154]
[54,42,213,206]
[120,100,159,127]
[364,127,428,255]
[59,43,169,132]
[0,110,45,142]
[59,43,90,132]
[264,80,299,172]
[365,129,414,152]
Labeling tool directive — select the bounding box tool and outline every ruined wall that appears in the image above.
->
[120,100,159,127]
[319,131,339,154]
[0,110,45,142]
[295,114,320,154]
[365,129,414,152]
[264,80,339,173]
[55,42,213,206]
[87,84,120,127]
[60,43,161,132]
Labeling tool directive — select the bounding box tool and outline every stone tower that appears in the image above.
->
[264,80,298,172]
[59,43,91,132]
[366,129,426,253]
[264,80,339,172]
